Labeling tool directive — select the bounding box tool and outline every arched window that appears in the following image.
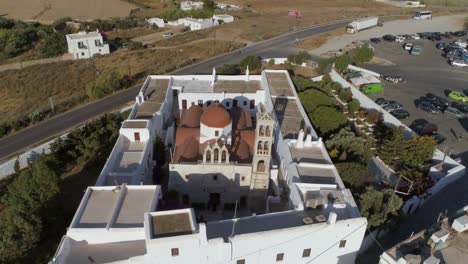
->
[259,125,265,136]
[264,141,269,155]
[265,126,271,137]
[221,150,227,162]
[257,141,263,155]
[214,148,219,163]
[205,149,211,163]
[257,160,265,172]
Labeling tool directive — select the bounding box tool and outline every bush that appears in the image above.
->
[287,51,311,65]
[348,99,360,113]
[338,88,353,102]
[336,162,372,190]
[309,106,348,136]
[298,89,335,113]
[292,76,317,92]
[351,46,374,65]
[39,31,67,57]
[240,55,261,72]
[335,55,352,73]
[86,71,123,99]
[218,64,241,75]
[327,127,371,163]
[128,41,144,50]
[366,109,383,124]
[317,57,335,74]
[359,187,403,229]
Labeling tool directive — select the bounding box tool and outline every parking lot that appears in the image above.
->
[364,38,468,155]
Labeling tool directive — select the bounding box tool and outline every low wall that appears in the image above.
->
[330,66,466,213]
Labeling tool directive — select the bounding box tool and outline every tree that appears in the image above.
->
[336,162,372,191]
[334,55,352,73]
[128,41,144,50]
[401,135,435,168]
[309,106,348,136]
[338,88,353,102]
[359,187,403,229]
[351,46,374,65]
[86,71,123,99]
[39,31,67,57]
[287,51,311,65]
[378,126,407,168]
[327,127,369,162]
[218,64,241,75]
[292,76,319,92]
[347,99,360,113]
[298,89,335,113]
[240,55,261,72]
[153,136,167,165]
[203,0,216,11]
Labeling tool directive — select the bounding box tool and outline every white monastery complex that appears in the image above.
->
[51,70,368,264]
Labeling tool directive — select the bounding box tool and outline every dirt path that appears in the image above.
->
[0,54,73,72]
[310,14,467,56]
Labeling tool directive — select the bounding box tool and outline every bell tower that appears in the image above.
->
[248,104,275,212]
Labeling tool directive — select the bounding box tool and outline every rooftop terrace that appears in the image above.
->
[135,78,169,119]
[266,72,295,97]
[174,79,262,94]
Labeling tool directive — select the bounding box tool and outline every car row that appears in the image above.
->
[415,93,467,119]
[375,98,410,119]
[409,119,446,144]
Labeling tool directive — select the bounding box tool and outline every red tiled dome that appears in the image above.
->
[200,103,231,128]
[180,105,202,128]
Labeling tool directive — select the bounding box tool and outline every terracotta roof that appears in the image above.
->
[230,107,253,130]
[180,105,202,128]
[231,130,255,163]
[200,103,231,128]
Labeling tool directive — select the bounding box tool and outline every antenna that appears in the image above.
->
[230,200,238,239]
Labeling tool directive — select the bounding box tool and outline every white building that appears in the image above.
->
[213,14,235,24]
[178,17,215,31]
[65,31,110,59]
[51,70,367,264]
[180,1,204,11]
[146,17,165,28]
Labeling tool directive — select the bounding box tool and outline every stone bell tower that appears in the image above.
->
[248,104,275,212]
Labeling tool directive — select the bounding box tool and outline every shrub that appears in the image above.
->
[298,89,335,113]
[240,55,261,72]
[39,31,67,57]
[287,51,311,65]
[348,99,360,113]
[366,109,383,124]
[268,58,275,66]
[309,106,348,136]
[128,41,144,50]
[86,71,123,99]
[359,187,403,229]
[335,55,352,73]
[292,76,317,92]
[336,162,372,190]
[327,127,370,163]
[218,64,241,75]
[338,88,353,102]
[317,57,335,74]
[351,46,374,65]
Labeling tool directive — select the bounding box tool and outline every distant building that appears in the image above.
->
[65,31,110,59]
[179,18,214,31]
[180,1,204,11]
[51,70,367,264]
[213,14,235,24]
[146,18,165,28]
[217,3,241,10]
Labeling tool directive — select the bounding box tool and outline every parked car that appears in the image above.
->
[417,100,441,113]
[404,43,414,51]
[453,31,467,37]
[418,32,432,39]
[162,32,174,38]
[383,34,397,42]
[428,35,442,41]
[390,109,410,119]
[441,32,453,39]
[395,35,405,43]
[431,133,446,144]
[450,59,468,68]
[375,97,387,105]
[426,93,449,110]
[370,38,381,44]
[410,34,421,40]
[410,119,438,135]
[448,91,468,102]
[383,102,403,112]
[445,106,465,119]
[362,83,384,94]
[410,45,422,55]
[451,101,468,113]
[436,43,446,50]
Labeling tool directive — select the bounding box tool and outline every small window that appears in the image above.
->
[237,260,245,264]
[81,52,85,56]
[171,248,179,256]
[276,253,284,262]
[302,248,311,258]
[250,100,255,109]
[243,100,247,106]
[98,49,101,52]
[241,176,245,181]
[213,175,218,181]
[198,100,203,106]
[215,131,219,137]
[339,240,346,248]
[226,102,230,107]
[206,101,212,106]
[191,102,195,106]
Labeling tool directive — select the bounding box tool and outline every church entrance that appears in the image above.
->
[209,193,220,211]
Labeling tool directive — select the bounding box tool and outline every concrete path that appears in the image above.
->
[0,53,73,72]
[311,14,467,55]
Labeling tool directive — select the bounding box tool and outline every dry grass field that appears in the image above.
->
[0,40,242,123]
[0,0,137,23]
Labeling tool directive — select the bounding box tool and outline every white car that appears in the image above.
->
[404,43,414,51]
[451,59,468,68]
[162,32,174,38]
[395,35,405,43]
[410,34,420,40]
[454,39,467,49]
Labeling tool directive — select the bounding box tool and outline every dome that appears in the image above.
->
[177,137,199,162]
[180,105,202,128]
[230,107,253,130]
[233,139,251,162]
[200,103,231,128]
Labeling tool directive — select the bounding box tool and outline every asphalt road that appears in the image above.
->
[0,21,348,162]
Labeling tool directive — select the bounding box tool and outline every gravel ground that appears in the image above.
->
[311,14,467,55]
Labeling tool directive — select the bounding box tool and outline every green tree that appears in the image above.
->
[378,126,407,168]
[39,31,67,57]
[86,71,123,99]
[327,127,369,162]
[336,162,372,191]
[309,106,348,136]
[240,55,261,72]
[401,135,436,168]
[203,0,216,11]
[359,187,403,229]
[153,136,167,165]
[351,46,374,65]
[292,76,318,92]
[298,89,335,113]
[334,55,352,73]
[218,64,241,75]
[338,88,353,102]
[287,51,311,65]
[347,99,360,113]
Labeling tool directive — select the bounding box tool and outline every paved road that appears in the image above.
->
[0,21,348,162]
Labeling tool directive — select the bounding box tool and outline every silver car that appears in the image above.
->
[383,102,403,112]
[445,106,465,119]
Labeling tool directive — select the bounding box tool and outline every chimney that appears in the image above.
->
[304,134,312,147]
[296,129,304,148]
[245,66,250,81]
[211,67,217,85]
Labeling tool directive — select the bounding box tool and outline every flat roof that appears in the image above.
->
[58,238,146,264]
[265,72,295,97]
[122,120,149,129]
[272,98,305,138]
[289,145,330,164]
[297,166,337,185]
[114,189,156,228]
[135,78,169,118]
[213,80,261,93]
[76,189,119,228]
[151,212,194,238]
[67,31,101,40]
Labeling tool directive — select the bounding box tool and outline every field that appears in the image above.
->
[0,0,137,23]
[0,40,242,123]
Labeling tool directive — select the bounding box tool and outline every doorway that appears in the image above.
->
[182,99,187,109]
[134,132,140,141]
[209,193,220,211]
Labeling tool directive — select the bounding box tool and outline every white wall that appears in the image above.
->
[178,92,262,113]
[66,32,110,60]
[200,123,232,144]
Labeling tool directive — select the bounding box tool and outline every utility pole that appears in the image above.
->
[49,97,55,113]
[212,26,216,55]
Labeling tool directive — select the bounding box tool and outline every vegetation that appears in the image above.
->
[359,187,403,229]
[0,114,122,263]
[291,76,318,92]
[128,41,145,50]
[157,8,214,21]
[287,51,311,65]
[327,127,370,163]
[86,71,125,99]
[318,46,374,74]
[336,162,372,191]
[218,64,241,75]
[240,55,262,72]
[309,106,348,136]
[39,31,68,57]
[347,99,360,114]
[298,89,335,113]
[80,17,146,31]
[153,136,167,165]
